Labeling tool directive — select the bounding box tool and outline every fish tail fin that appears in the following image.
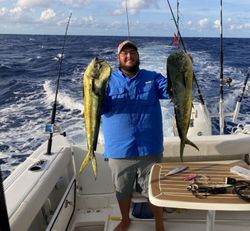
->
[79,150,92,174]
[185,138,199,151]
[180,138,199,162]
[180,140,185,162]
[91,154,97,180]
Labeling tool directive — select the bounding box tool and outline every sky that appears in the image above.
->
[0,0,250,37]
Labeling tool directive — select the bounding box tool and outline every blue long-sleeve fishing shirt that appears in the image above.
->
[102,68,168,158]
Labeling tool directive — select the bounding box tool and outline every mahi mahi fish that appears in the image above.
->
[167,51,199,161]
[80,57,111,178]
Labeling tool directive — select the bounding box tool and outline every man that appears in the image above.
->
[102,40,168,231]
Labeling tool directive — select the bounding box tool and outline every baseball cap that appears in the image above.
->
[117,40,137,54]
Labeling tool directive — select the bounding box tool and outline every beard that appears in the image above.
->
[119,60,140,74]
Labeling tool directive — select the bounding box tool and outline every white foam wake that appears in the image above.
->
[43,80,83,113]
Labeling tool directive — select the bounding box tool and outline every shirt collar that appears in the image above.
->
[118,68,140,79]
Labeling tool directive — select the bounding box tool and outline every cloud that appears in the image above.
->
[59,14,96,27]
[62,0,90,7]
[17,0,50,8]
[0,7,8,17]
[112,9,123,16]
[198,18,209,28]
[114,0,159,15]
[244,23,250,29]
[73,15,95,25]
[40,8,56,22]
[237,25,243,30]
[229,23,246,31]
[0,6,23,20]
[229,25,235,30]
[123,0,145,10]
[220,17,249,32]
[213,19,220,29]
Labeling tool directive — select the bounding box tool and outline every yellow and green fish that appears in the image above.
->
[80,57,111,179]
[167,51,199,161]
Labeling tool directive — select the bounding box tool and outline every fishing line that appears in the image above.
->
[237,69,250,104]
[165,0,205,105]
[219,0,224,100]
[46,12,72,155]
[166,0,186,52]
[125,0,131,39]
[232,68,250,122]
[176,0,180,38]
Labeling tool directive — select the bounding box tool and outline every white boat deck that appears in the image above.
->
[4,135,250,231]
[70,203,250,231]
[70,145,250,231]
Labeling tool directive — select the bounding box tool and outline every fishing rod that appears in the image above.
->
[125,0,131,39]
[0,168,10,231]
[176,0,180,39]
[219,0,224,134]
[46,13,72,155]
[166,0,186,52]
[166,0,205,105]
[232,68,250,122]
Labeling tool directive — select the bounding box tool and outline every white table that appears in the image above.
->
[148,161,250,231]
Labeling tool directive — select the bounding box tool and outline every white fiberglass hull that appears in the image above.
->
[3,134,250,231]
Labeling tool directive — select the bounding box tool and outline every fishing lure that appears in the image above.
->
[165,166,189,176]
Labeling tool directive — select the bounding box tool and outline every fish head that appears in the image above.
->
[85,57,111,80]
[88,57,101,79]
[84,57,111,97]
[167,51,193,88]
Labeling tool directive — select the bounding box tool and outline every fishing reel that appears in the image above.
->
[187,176,250,202]
[45,123,61,133]
[45,123,66,136]
[187,183,228,198]
[225,77,232,87]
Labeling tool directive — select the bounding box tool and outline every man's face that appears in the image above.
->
[118,47,139,73]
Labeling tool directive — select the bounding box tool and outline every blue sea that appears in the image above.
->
[1,34,250,179]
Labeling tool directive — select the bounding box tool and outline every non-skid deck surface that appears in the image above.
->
[105,211,250,231]
[150,161,250,210]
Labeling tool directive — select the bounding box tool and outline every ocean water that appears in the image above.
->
[0,34,250,179]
